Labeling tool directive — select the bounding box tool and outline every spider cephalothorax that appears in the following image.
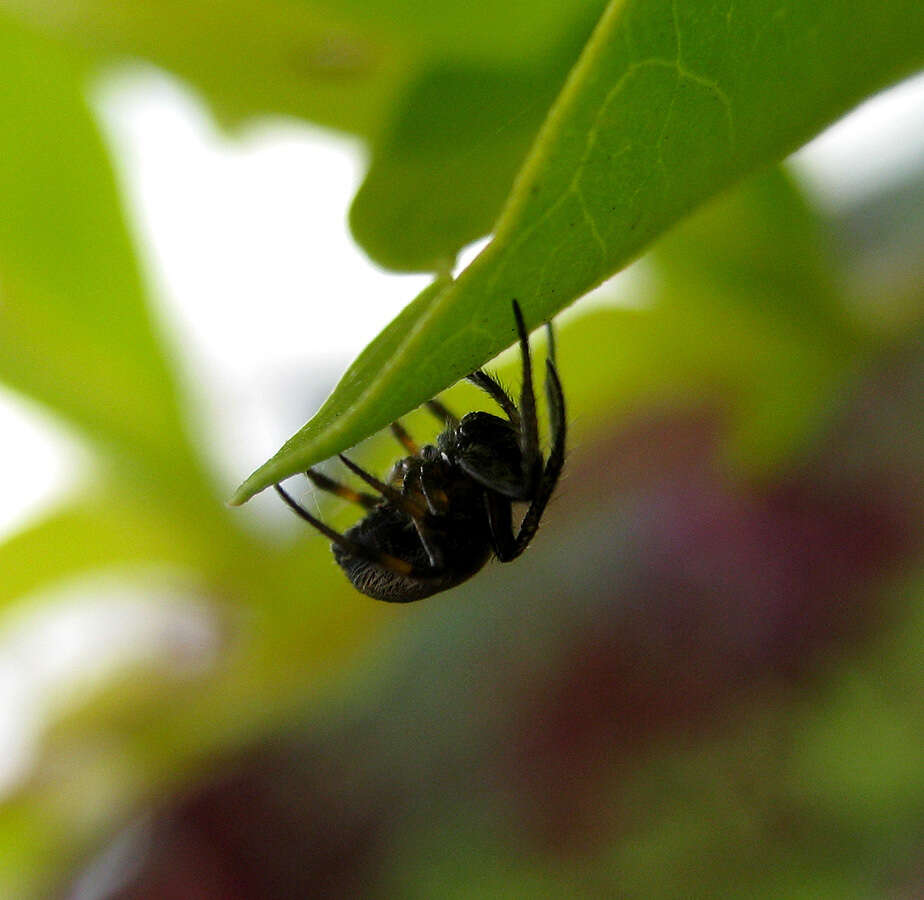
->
[275,301,565,602]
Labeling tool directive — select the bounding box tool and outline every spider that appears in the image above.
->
[275,301,565,602]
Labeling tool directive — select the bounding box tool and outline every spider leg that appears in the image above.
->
[411,516,446,570]
[484,491,517,561]
[390,419,419,455]
[425,399,459,429]
[512,300,542,494]
[274,484,414,576]
[337,456,446,570]
[511,354,566,557]
[545,321,556,368]
[467,370,520,426]
[417,465,450,516]
[338,454,428,520]
[306,468,378,510]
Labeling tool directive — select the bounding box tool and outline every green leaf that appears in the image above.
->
[349,58,577,272]
[0,493,207,614]
[3,1,607,271]
[0,14,194,473]
[328,0,607,66]
[233,0,924,503]
[348,10,603,270]
[0,0,604,137]
[482,168,866,473]
[0,0,415,138]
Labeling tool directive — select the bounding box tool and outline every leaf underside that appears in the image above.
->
[231,0,924,504]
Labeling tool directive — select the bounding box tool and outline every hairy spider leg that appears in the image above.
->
[484,321,565,562]
[467,370,520,425]
[390,419,419,455]
[338,453,428,520]
[425,399,459,428]
[512,356,565,556]
[483,489,516,560]
[306,468,378,510]
[410,515,445,570]
[466,302,541,496]
[415,462,451,516]
[545,320,556,366]
[274,483,414,575]
[511,301,541,494]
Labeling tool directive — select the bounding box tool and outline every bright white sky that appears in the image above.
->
[0,64,922,792]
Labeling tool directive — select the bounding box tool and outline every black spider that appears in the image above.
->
[275,301,565,602]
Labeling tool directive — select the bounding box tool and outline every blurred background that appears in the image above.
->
[0,3,923,898]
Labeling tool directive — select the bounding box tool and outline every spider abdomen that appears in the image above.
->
[334,503,492,602]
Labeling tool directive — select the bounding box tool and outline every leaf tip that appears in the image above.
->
[227,476,262,507]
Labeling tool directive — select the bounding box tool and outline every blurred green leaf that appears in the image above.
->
[0,798,64,900]
[0,0,415,137]
[0,14,194,474]
[654,169,842,325]
[348,11,602,271]
[328,0,606,66]
[0,492,214,614]
[0,487,396,897]
[3,1,607,271]
[234,0,924,502]
[0,0,605,137]
[350,60,573,272]
[650,168,868,469]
